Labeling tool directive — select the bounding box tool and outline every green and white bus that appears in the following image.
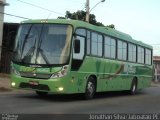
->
[11,19,153,99]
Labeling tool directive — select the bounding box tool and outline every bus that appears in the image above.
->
[11,19,153,99]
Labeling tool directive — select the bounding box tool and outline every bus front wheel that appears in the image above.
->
[84,77,96,99]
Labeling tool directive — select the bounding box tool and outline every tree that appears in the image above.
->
[58,10,115,28]
[57,16,66,19]
[58,10,104,26]
[106,24,115,29]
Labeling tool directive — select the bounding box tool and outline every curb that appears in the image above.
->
[151,82,160,87]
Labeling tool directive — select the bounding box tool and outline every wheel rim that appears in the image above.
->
[132,83,136,93]
[87,81,94,96]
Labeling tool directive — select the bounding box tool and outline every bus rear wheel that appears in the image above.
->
[84,77,96,100]
[36,91,48,96]
[130,79,137,95]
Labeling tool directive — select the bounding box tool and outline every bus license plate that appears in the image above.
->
[29,81,39,86]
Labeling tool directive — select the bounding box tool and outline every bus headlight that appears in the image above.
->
[58,87,64,91]
[11,82,16,87]
[51,65,68,79]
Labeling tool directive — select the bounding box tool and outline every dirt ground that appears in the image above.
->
[0,73,12,92]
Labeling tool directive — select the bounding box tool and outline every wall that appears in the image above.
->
[0,23,19,73]
[0,0,8,64]
[153,56,160,82]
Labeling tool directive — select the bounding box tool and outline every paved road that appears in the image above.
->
[0,86,160,114]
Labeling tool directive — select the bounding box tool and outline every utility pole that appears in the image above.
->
[0,0,8,63]
[85,0,105,23]
[85,0,90,22]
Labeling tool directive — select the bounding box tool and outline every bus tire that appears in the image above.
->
[36,91,48,96]
[84,77,96,100]
[130,79,137,95]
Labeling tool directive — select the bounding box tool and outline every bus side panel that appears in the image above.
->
[76,56,153,93]
[77,56,132,92]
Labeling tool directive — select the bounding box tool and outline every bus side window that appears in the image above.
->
[91,32,102,57]
[138,46,144,64]
[145,49,152,65]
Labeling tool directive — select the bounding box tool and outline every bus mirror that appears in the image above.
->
[74,39,80,53]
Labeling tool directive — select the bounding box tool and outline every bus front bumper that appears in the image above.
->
[10,74,78,94]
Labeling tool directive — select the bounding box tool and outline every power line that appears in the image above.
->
[17,0,64,16]
[0,11,30,20]
[151,44,160,45]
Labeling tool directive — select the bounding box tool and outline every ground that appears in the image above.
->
[0,73,12,92]
[0,73,160,117]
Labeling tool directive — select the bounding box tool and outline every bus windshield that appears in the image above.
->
[13,24,72,65]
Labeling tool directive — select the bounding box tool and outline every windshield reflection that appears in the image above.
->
[13,24,72,65]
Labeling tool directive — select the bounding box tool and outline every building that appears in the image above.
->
[153,56,160,82]
[0,23,19,73]
[0,0,8,64]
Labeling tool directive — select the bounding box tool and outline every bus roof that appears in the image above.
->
[22,19,152,49]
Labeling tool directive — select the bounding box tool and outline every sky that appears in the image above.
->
[4,0,160,56]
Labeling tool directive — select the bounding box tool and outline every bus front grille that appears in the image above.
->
[19,82,50,91]
[20,72,52,79]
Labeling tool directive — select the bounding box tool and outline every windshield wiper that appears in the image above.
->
[21,47,50,65]
[36,48,50,65]
[21,25,33,57]
[21,47,35,62]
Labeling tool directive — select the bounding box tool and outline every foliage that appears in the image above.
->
[58,10,115,28]
[57,16,66,19]
[106,24,115,29]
